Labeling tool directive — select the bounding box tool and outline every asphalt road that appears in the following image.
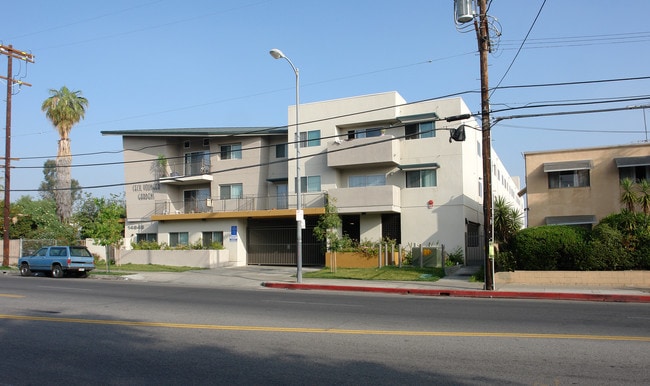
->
[1,275,649,385]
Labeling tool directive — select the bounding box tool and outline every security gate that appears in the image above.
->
[247,217,324,266]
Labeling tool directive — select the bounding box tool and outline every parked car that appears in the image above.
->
[18,246,96,278]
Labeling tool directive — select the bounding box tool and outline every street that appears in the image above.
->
[1,275,649,385]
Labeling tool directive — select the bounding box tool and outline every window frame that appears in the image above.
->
[202,231,224,248]
[220,143,242,160]
[548,169,590,189]
[405,121,436,140]
[220,183,243,199]
[299,130,321,147]
[275,143,287,158]
[349,174,386,188]
[406,169,437,188]
[169,232,189,247]
[300,175,321,192]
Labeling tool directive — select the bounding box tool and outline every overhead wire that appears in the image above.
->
[490,0,547,97]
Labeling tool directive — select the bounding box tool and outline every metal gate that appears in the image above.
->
[465,222,484,266]
[247,217,324,266]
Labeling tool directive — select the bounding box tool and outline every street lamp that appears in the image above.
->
[269,48,303,283]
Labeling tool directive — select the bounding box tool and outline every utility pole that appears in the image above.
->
[475,0,494,290]
[0,44,34,266]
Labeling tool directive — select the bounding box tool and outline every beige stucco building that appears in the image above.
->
[103,91,523,266]
[524,142,650,228]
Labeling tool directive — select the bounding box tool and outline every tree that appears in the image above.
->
[75,193,125,266]
[637,179,650,215]
[75,193,125,240]
[619,178,638,213]
[3,196,77,243]
[39,159,82,203]
[493,195,523,245]
[41,86,89,222]
[313,196,343,249]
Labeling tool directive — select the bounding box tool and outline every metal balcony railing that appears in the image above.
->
[154,192,326,215]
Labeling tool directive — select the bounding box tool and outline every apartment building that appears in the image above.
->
[103,91,523,266]
[524,142,650,228]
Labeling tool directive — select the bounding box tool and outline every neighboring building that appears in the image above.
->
[103,91,523,266]
[523,142,650,228]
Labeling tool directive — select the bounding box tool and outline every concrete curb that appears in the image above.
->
[262,282,650,303]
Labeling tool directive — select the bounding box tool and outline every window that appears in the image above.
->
[275,143,287,158]
[299,130,320,147]
[406,170,437,188]
[220,143,242,160]
[619,165,650,182]
[202,231,223,248]
[136,233,157,243]
[169,232,189,247]
[184,189,210,213]
[548,170,590,189]
[185,151,210,175]
[346,128,382,139]
[405,121,435,140]
[300,175,321,192]
[349,174,385,187]
[220,184,243,199]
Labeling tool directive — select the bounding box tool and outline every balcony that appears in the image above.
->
[328,185,401,213]
[327,135,400,169]
[152,192,326,217]
[159,160,213,186]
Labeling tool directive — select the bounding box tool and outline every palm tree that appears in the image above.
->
[41,86,88,222]
[619,178,638,213]
[493,195,523,244]
[637,179,650,215]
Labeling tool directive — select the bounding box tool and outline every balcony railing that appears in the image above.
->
[159,161,213,185]
[154,192,326,215]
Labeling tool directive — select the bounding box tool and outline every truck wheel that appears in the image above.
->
[20,263,32,277]
[51,264,64,278]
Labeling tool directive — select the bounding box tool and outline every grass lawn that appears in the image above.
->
[90,263,201,275]
[303,266,446,281]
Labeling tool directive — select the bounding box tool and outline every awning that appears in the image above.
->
[543,160,592,172]
[398,163,440,170]
[614,156,650,168]
[266,177,288,183]
[397,112,439,124]
[545,215,596,225]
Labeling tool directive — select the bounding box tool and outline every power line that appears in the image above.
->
[13,74,650,162]
[490,0,547,97]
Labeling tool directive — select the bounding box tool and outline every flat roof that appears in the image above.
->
[523,141,650,156]
[101,127,287,137]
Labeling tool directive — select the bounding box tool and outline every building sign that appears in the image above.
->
[132,183,160,200]
[230,225,238,242]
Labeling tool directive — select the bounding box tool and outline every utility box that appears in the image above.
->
[411,246,442,268]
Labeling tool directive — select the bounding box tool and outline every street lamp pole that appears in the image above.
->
[269,48,303,283]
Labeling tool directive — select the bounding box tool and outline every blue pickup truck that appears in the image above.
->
[18,246,96,278]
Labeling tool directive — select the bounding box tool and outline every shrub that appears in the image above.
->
[495,250,516,272]
[509,225,589,270]
[445,246,464,267]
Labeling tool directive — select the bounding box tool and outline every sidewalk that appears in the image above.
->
[119,266,650,303]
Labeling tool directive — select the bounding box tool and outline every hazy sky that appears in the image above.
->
[3,0,649,199]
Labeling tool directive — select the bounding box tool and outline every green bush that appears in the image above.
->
[504,212,650,271]
[509,225,589,270]
[445,246,464,267]
[495,250,516,272]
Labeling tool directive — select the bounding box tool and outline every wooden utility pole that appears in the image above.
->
[1,44,34,266]
[475,0,494,290]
